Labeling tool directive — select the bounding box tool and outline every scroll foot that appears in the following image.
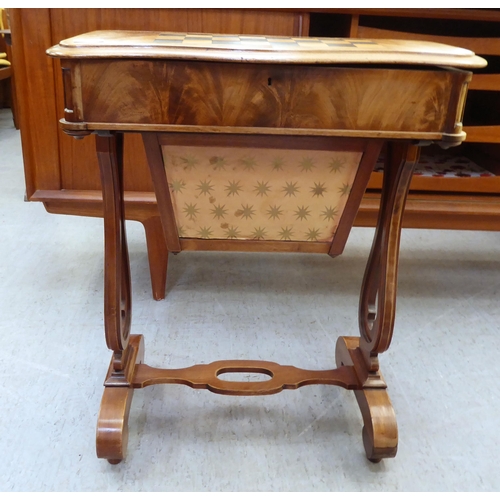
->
[336,336,398,462]
[96,335,145,464]
[96,386,134,464]
[355,387,398,462]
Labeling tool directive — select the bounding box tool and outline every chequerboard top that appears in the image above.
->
[47,30,487,68]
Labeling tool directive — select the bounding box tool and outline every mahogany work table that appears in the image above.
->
[47,31,486,464]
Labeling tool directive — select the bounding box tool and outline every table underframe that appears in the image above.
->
[93,131,420,464]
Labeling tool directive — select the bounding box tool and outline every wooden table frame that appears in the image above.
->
[94,130,419,463]
[46,30,486,464]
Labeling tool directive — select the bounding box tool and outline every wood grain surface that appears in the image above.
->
[68,59,469,143]
[47,30,487,68]
[38,20,489,464]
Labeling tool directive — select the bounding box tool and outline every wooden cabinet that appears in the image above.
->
[11,8,309,299]
[307,9,500,230]
[10,8,500,299]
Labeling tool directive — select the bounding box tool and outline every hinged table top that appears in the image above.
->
[47,30,487,68]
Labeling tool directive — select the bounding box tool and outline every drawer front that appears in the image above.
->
[73,59,468,139]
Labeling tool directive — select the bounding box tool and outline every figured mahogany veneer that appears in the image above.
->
[54,31,478,146]
[47,31,485,464]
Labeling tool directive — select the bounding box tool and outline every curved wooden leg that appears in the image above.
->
[355,387,398,463]
[96,132,131,357]
[358,142,420,356]
[96,387,135,464]
[141,215,169,301]
[96,335,145,464]
[336,336,397,462]
[334,143,419,461]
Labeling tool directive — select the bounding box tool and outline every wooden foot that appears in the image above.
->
[336,336,398,462]
[96,386,134,464]
[355,387,398,463]
[96,335,145,464]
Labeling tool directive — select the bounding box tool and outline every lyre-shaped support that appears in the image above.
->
[93,135,420,464]
[359,143,420,356]
[96,132,132,370]
[95,131,137,463]
[359,142,420,356]
[335,142,420,462]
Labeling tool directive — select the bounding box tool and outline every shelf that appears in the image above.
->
[356,191,500,231]
[469,74,500,91]
[356,26,500,56]
[464,126,500,144]
[368,148,500,194]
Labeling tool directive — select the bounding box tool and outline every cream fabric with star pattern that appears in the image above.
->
[162,145,362,243]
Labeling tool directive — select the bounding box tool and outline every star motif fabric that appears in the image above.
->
[163,145,361,242]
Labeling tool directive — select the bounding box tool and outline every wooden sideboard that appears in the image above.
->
[10,8,500,300]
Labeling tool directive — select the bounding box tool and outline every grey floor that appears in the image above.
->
[1,108,499,491]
